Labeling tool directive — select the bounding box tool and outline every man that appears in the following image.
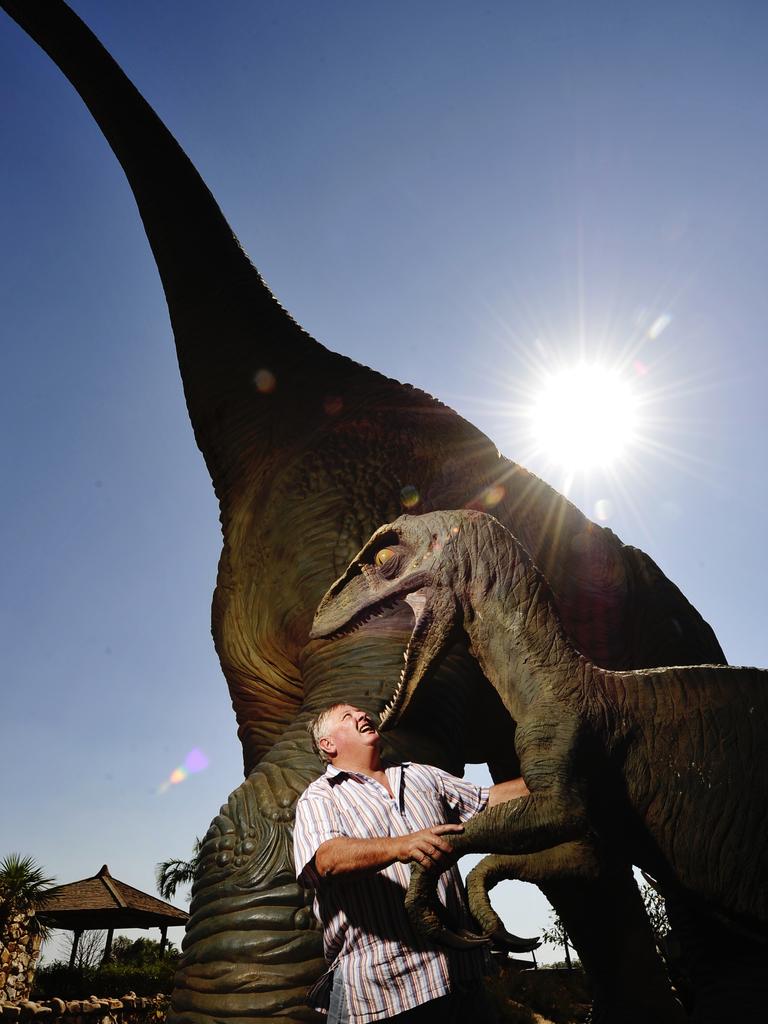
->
[293,702,530,1023]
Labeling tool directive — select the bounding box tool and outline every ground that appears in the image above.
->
[486,961,592,1024]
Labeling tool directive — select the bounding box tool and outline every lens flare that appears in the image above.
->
[647,314,672,340]
[482,484,505,508]
[158,748,210,794]
[594,498,612,522]
[254,368,277,394]
[185,748,209,773]
[400,485,420,509]
[323,395,343,416]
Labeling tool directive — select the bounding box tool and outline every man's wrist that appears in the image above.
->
[315,836,399,877]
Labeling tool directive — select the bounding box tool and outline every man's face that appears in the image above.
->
[319,704,380,763]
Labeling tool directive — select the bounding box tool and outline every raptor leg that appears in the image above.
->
[469,846,686,1024]
[403,786,590,949]
[409,835,684,1024]
[541,863,685,1024]
[465,842,598,948]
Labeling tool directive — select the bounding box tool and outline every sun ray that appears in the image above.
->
[440,271,727,551]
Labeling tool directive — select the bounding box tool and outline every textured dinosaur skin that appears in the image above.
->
[2,4,728,1023]
[312,509,768,1021]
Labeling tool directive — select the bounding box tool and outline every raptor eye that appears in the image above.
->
[374,547,396,567]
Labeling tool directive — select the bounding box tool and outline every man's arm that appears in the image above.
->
[315,776,529,876]
[488,776,530,807]
[314,824,464,878]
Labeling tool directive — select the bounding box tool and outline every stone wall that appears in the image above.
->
[0,911,42,1003]
[0,993,168,1024]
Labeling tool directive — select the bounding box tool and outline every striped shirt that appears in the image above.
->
[293,761,489,1022]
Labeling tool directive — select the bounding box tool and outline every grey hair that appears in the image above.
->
[307,702,348,765]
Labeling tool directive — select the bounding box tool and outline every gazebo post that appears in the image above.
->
[101,927,114,964]
[159,925,167,955]
[69,929,82,970]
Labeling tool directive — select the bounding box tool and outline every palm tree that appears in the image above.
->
[0,853,56,939]
[155,838,203,901]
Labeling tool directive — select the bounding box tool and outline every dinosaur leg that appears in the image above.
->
[540,866,685,1024]
[170,723,325,1024]
[467,846,685,1024]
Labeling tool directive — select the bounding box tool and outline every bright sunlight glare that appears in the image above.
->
[529,364,638,471]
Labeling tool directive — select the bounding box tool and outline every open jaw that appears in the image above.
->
[311,582,423,641]
[311,581,437,730]
[379,587,432,729]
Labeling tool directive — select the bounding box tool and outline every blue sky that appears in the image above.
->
[2,0,767,961]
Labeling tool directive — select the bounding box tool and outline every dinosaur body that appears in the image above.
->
[312,510,768,1019]
[596,665,767,917]
[2,4,727,1023]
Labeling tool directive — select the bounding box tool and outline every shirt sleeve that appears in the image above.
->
[293,785,346,888]
[425,764,489,822]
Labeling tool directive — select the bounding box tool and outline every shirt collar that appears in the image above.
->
[324,761,410,783]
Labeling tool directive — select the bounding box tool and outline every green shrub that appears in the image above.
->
[32,957,178,998]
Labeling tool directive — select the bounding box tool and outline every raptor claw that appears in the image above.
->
[432,926,492,949]
[489,927,541,953]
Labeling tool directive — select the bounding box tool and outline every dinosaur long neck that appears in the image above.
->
[1,0,331,483]
[1,2,521,507]
[460,527,588,719]
[3,3,269,316]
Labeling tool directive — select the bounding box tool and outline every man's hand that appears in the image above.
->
[392,824,464,871]
[314,824,463,878]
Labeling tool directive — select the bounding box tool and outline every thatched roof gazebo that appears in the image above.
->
[38,864,188,966]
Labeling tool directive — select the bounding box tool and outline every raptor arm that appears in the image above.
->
[404,788,589,943]
[414,841,686,1024]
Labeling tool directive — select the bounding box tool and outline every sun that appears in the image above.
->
[528,363,639,472]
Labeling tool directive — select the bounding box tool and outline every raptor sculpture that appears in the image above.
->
[312,509,768,1022]
[2,3,726,1023]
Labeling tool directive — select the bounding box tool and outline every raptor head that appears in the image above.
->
[311,510,486,730]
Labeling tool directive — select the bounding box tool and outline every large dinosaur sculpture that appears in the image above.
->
[2,3,726,1023]
[311,509,768,1021]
